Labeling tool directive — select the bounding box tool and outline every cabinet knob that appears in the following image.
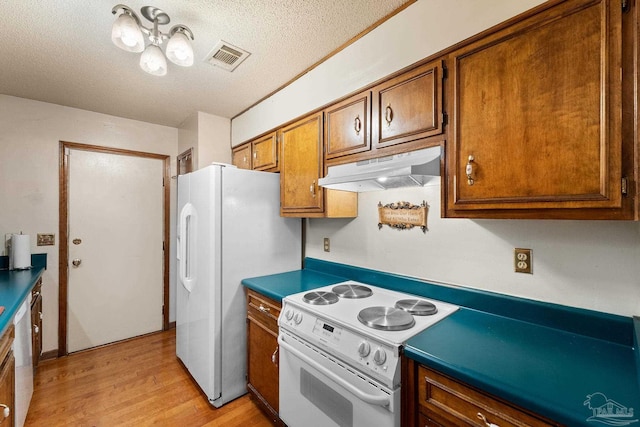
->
[465,155,475,186]
[258,304,270,313]
[0,404,9,420]
[33,325,39,334]
[72,258,82,267]
[385,103,394,126]
[309,180,316,197]
[271,346,279,366]
[354,115,362,136]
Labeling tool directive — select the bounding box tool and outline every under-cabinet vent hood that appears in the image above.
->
[318,146,442,192]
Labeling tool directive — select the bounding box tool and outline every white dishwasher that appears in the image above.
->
[13,296,33,427]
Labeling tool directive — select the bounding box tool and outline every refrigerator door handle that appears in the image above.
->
[178,203,196,293]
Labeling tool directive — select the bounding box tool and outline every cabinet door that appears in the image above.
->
[31,294,42,370]
[0,353,14,427]
[373,61,444,149]
[447,0,623,215]
[325,91,371,160]
[232,144,252,170]
[246,290,283,425]
[252,132,278,171]
[247,318,279,414]
[0,326,14,427]
[280,112,324,215]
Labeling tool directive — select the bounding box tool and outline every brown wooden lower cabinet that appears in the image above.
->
[31,278,43,371]
[403,358,560,427]
[246,289,285,426]
[0,324,15,427]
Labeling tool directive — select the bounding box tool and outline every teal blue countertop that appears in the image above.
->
[0,254,47,335]
[243,258,640,427]
[405,309,639,426]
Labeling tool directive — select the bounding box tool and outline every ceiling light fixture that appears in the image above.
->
[111,4,195,76]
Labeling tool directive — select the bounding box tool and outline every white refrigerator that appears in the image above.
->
[176,164,301,407]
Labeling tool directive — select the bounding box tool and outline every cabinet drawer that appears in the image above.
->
[418,366,557,427]
[247,290,281,331]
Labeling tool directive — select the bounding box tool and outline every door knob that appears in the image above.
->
[72,259,82,267]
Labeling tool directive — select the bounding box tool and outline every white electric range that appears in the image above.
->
[278,280,459,427]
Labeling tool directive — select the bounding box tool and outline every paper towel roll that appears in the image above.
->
[11,234,31,270]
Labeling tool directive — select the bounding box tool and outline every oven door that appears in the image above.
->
[278,330,400,427]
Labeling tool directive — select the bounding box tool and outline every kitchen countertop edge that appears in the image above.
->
[0,264,46,335]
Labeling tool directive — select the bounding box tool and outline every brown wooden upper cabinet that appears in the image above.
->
[324,60,445,166]
[445,0,630,219]
[280,112,325,216]
[232,144,252,170]
[232,131,279,172]
[372,60,445,150]
[324,91,371,160]
[280,111,357,218]
[252,131,278,171]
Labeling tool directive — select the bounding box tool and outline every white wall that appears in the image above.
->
[178,112,198,163]
[232,0,640,318]
[0,94,179,353]
[306,185,640,317]
[197,112,231,167]
[179,112,231,170]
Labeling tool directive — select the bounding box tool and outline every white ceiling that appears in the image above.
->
[0,0,411,128]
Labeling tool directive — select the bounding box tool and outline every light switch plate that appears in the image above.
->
[37,233,55,246]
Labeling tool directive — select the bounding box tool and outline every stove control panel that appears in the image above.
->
[279,301,401,388]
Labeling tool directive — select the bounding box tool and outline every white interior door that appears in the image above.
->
[67,149,164,353]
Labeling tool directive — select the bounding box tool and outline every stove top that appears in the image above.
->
[282,280,459,345]
[279,280,459,389]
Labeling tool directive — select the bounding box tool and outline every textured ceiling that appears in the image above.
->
[0,0,411,127]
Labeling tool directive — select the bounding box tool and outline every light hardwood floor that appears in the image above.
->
[25,330,273,426]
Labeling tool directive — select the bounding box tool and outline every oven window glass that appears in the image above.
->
[301,367,353,427]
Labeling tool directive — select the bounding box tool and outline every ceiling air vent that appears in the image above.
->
[205,41,250,72]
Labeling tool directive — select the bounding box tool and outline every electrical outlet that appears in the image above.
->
[514,248,532,274]
[323,238,330,252]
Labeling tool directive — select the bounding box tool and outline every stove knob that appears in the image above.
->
[373,348,386,365]
[293,312,303,325]
[285,309,294,321]
[358,342,370,357]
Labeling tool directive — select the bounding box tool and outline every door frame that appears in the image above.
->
[58,141,171,356]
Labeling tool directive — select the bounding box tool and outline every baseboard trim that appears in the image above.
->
[41,350,58,361]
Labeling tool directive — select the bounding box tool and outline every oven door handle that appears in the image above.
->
[278,335,391,407]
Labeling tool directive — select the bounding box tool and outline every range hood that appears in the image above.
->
[318,146,442,192]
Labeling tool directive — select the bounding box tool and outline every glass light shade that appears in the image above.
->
[166,31,194,66]
[140,44,167,76]
[111,13,144,53]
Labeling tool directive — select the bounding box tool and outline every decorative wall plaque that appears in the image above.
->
[378,201,429,233]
